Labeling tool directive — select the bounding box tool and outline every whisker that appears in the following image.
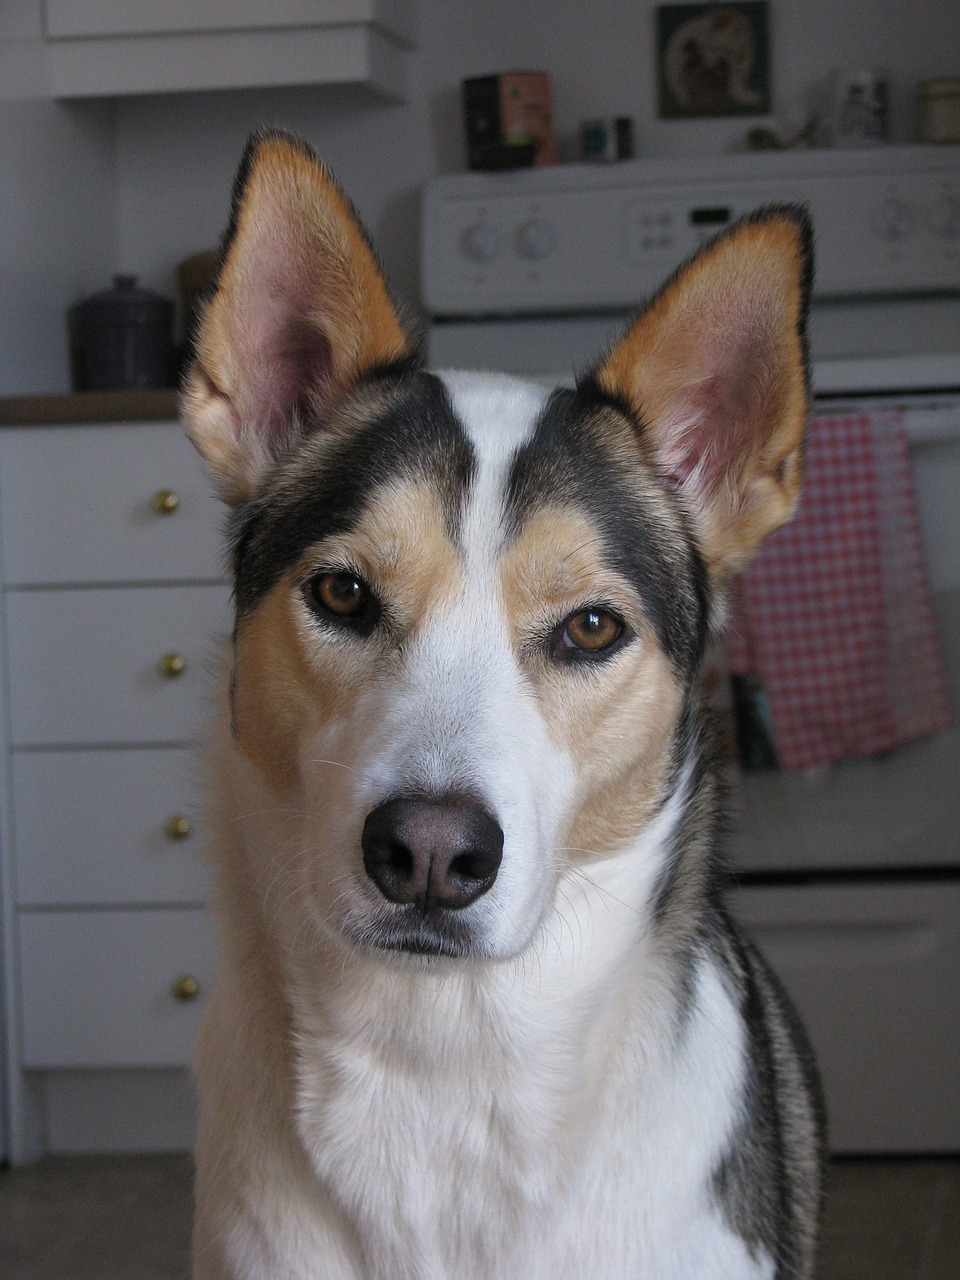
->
[566,864,646,919]
[554,883,586,960]
[307,756,360,775]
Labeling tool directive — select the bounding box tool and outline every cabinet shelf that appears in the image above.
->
[2,0,417,101]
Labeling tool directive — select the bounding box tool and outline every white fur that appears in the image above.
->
[193,372,774,1279]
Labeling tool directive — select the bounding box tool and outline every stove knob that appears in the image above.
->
[871,197,915,241]
[460,221,502,263]
[515,218,556,261]
[928,195,960,238]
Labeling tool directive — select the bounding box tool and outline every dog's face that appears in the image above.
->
[184,132,810,962]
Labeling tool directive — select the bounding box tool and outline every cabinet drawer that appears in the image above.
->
[732,881,960,1152]
[5,584,230,746]
[13,748,208,906]
[19,908,213,1068]
[0,424,223,585]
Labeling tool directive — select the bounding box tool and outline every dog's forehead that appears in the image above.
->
[438,369,550,461]
[232,369,549,608]
[231,367,708,674]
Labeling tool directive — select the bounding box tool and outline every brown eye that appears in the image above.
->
[307,571,377,630]
[560,608,624,655]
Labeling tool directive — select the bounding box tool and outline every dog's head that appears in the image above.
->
[183,131,810,963]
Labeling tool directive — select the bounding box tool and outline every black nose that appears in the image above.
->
[361,796,504,911]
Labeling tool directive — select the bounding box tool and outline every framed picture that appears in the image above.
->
[657,3,771,119]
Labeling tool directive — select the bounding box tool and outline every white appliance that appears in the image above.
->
[421,145,960,1153]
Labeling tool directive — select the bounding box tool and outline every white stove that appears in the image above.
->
[420,145,960,1154]
[423,145,960,315]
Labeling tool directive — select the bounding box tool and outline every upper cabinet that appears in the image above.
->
[1,1,417,100]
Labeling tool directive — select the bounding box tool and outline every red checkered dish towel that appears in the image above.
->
[727,411,951,770]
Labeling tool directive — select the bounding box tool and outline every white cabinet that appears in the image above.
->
[13,749,207,906]
[19,909,214,1068]
[0,419,228,1161]
[43,1,417,43]
[5,584,229,745]
[2,0,417,100]
[0,423,222,585]
[732,881,960,1153]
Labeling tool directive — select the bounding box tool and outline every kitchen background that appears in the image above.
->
[0,0,956,396]
[0,2,959,1276]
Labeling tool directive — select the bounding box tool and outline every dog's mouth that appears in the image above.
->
[345,907,491,961]
[378,935,470,959]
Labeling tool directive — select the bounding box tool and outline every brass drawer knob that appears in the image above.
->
[165,814,192,841]
[151,489,180,516]
[172,975,200,1002]
[158,652,186,679]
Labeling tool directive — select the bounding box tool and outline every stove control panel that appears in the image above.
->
[422,148,960,316]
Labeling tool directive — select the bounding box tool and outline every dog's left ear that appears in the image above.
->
[595,207,812,577]
[182,130,410,505]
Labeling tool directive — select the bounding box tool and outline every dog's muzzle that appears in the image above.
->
[361,795,504,913]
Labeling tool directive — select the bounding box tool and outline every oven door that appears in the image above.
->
[732,879,960,1152]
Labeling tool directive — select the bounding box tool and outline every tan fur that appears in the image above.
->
[325,479,463,637]
[232,586,319,796]
[597,216,809,577]
[561,641,681,859]
[232,478,463,797]
[502,504,683,859]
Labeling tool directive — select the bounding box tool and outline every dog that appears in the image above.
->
[182,129,825,1279]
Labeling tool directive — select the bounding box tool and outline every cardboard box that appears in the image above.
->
[463,72,557,170]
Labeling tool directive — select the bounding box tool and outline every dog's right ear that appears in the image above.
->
[182,130,410,505]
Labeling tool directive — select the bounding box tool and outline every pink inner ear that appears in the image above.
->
[654,309,783,496]
[658,370,760,494]
[249,316,334,447]
[239,225,337,445]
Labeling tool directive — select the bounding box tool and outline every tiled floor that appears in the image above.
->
[0,1154,192,1280]
[1,1153,958,1278]
[819,1158,960,1279]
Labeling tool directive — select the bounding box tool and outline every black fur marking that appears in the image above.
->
[650,697,723,926]
[230,368,475,618]
[646,697,824,1279]
[505,383,710,677]
[712,925,790,1273]
[709,913,827,1277]
[647,701,728,1049]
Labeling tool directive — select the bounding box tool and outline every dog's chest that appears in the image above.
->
[293,996,588,1276]
[285,960,772,1280]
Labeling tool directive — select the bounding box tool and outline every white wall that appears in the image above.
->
[0,100,117,394]
[1,0,956,392]
[114,0,959,320]
[115,84,433,332]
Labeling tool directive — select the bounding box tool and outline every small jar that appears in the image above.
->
[829,67,891,147]
[73,275,175,391]
[917,78,960,144]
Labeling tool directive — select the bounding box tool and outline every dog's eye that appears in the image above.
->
[306,571,378,631]
[558,608,624,657]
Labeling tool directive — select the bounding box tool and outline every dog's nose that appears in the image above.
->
[361,796,503,911]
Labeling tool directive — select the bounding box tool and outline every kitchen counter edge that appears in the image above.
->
[0,391,181,425]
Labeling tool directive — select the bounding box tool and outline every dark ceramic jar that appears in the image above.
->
[73,275,175,391]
